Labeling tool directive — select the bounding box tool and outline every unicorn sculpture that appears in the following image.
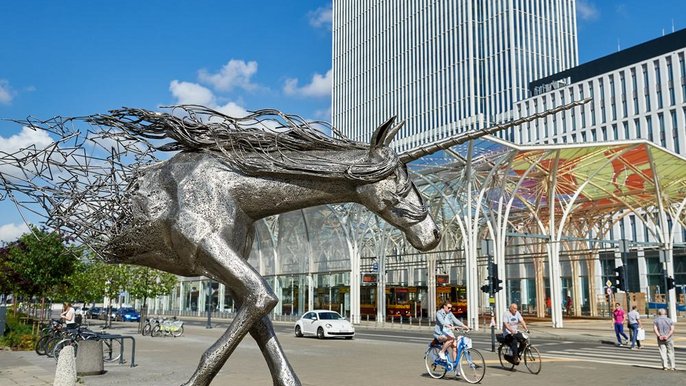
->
[0,100,586,385]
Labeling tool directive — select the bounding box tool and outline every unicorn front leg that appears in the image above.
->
[181,233,280,386]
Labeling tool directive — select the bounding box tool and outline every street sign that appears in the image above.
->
[606,280,612,287]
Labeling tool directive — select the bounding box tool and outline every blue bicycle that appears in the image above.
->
[424,331,486,383]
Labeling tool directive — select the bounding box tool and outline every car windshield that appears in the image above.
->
[121,308,137,313]
[318,312,343,320]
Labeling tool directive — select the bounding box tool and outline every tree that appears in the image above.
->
[126,266,178,308]
[0,227,81,320]
[6,229,74,297]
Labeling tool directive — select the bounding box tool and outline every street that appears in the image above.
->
[4,320,680,386]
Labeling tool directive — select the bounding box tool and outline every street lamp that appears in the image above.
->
[206,279,213,329]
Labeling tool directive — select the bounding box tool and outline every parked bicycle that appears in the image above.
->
[141,317,160,336]
[496,330,541,374]
[51,326,99,361]
[35,319,65,356]
[151,316,184,337]
[424,330,485,383]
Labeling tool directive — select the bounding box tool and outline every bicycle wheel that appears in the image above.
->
[523,345,542,374]
[172,325,184,337]
[151,325,161,337]
[498,345,515,371]
[53,339,77,362]
[35,335,51,356]
[45,336,62,358]
[142,323,151,336]
[459,348,486,384]
[424,346,447,379]
[103,339,122,362]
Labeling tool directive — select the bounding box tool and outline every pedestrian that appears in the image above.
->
[627,305,642,350]
[611,303,629,346]
[60,302,77,329]
[653,308,676,371]
[565,296,573,316]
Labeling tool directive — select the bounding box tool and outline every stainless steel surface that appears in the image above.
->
[0,106,441,385]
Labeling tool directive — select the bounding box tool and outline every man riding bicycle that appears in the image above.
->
[502,303,529,364]
[434,301,470,361]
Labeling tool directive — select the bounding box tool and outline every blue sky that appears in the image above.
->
[0,0,685,242]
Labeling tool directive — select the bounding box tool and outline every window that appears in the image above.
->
[655,61,663,109]
[658,113,666,146]
[634,118,642,138]
[647,115,654,142]
[672,110,680,153]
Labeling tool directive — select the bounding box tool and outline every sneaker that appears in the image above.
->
[438,351,447,360]
[503,354,513,363]
[664,368,669,371]
[630,347,636,350]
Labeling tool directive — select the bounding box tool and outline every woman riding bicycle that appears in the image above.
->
[434,301,470,361]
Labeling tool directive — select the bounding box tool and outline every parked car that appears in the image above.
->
[294,310,354,339]
[86,306,102,319]
[99,307,118,320]
[115,307,141,322]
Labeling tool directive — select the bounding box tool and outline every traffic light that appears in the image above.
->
[614,266,625,291]
[489,262,503,293]
[666,276,675,291]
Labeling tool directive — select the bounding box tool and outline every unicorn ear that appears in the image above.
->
[369,116,399,151]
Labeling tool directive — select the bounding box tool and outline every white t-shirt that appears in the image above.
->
[62,307,75,323]
[502,310,523,335]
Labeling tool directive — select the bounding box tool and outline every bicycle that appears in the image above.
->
[424,330,486,383]
[51,326,99,362]
[141,317,159,336]
[496,330,541,374]
[151,316,184,337]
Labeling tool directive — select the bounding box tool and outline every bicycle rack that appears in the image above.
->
[98,333,137,367]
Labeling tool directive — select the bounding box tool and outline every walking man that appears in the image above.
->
[611,303,629,346]
[627,305,642,350]
[653,308,676,370]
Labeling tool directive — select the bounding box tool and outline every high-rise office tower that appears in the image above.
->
[332,0,579,151]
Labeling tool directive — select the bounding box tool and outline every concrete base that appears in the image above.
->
[76,340,105,376]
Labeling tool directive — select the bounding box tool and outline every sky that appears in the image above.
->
[0,0,685,243]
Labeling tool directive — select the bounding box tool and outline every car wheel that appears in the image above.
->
[317,327,325,339]
[295,325,303,337]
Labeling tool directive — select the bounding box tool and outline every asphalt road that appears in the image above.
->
[47,319,682,386]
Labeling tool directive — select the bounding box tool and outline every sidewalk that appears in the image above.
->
[1,316,684,385]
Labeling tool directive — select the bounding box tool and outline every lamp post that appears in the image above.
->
[206,279,213,329]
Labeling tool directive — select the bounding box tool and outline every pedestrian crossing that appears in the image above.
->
[540,344,684,370]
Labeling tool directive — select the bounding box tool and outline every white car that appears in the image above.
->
[294,310,355,339]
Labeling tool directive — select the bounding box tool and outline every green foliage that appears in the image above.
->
[0,311,37,351]
[126,266,178,306]
[0,227,81,299]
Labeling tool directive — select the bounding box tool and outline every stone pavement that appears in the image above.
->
[0,316,684,385]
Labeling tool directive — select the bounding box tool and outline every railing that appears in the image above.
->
[98,333,137,367]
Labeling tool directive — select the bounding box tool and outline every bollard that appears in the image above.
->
[54,345,77,386]
[76,340,105,376]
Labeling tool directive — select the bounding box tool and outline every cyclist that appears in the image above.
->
[502,302,528,364]
[433,301,470,361]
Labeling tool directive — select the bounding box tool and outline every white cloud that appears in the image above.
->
[169,80,216,106]
[198,59,259,92]
[308,5,332,29]
[577,0,600,21]
[0,80,15,104]
[0,222,29,244]
[214,101,249,118]
[0,126,54,153]
[283,69,332,98]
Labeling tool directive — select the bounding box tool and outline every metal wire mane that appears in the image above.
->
[0,106,400,254]
[88,105,399,181]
